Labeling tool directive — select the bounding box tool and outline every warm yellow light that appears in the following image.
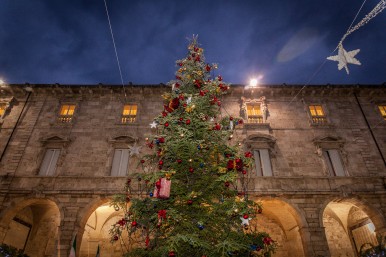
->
[0,79,5,85]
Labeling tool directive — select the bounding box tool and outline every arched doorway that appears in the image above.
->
[0,198,61,257]
[251,198,306,257]
[323,200,382,257]
[80,203,128,257]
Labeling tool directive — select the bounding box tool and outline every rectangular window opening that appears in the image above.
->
[253,149,273,176]
[378,105,386,120]
[323,149,345,176]
[247,104,263,123]
[58,104,76,123]
[111,149,130,176]
[0,103,6,116]
[122,104,137,123]
[309,105,327,124]
[39,149,61,176]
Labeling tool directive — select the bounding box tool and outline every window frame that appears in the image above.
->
[57,103,77,123]
[108,135,137,176]
[377,105,386,121]
[121,103,138,124]
[253,148,273,177]
[37,135,70,176]
[241,96,268,125]
[313,136,348,177]
[308,104,328,125]
[111,148,130,176]
[245,133,276,177]
[38,148,61,176]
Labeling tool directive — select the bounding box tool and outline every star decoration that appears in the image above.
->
[150,121,158,128]
[210,117,215,122]
[186,97,192,104]
[129,144,141,156]
[240,217,252,226]
[327,45,361,74]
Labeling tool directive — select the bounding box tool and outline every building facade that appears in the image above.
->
[0,83,385,257]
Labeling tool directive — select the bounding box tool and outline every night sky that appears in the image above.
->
[0,0,385,86]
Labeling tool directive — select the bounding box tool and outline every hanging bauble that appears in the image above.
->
[131,221,138,227]
[168,251,176,257]
[186,119,191,125]
[187,199,193,205]
[164,122,169,127]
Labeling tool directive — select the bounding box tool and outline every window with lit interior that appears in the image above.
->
[0,103,6,117]
[121,104,138,123]
[58,104,76,123]
[246,104,263,123]
[378,105,386,120]
[309,105,327,124]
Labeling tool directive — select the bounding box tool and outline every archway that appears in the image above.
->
[79,203,128,257]
[323,199,383,257]
[0,198,61,257]
[251,198,306,257]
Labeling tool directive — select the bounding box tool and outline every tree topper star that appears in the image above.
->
[327,45,361,74]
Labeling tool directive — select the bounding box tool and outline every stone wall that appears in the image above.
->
[0,84,385,257]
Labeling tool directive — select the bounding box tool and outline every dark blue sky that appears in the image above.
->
[0,0,385,85]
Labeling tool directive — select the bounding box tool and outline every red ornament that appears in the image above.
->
[263,237,273,245]
[244,152,252,158]
[178,63,183,66]
[189,167,194,173]
[168,97,180,111]
[213,123,221,130]
[164,122,169,127]
[113,235,119,241]
[186,119,191,125]
[159,160,164,166]
[158,137,165,143]
[243,214,249,219]
[230,116,234,120]
[258,208,263,214]
[179,117,184,121]
[176,75,182,80]
[206,64,211,71]
[199,90,206,96]
[195,56,201,62]
[126,178,131,184]
[168,251,176,257]
[177,159,182,164]
[192,53,196,57]
[126,196,131,202]
[162,111,168,117]
[194,47,199,52]
[187,199,193,205]
[238,119,243,124]
[175,82,181,88]
[194,80,201,88]
[131,221,138,227]
[217,101,221,106]
[183,103,187,107]
[225,181,230,187]
[218,75,222,81]
[242,170,247,175]
[178,94,184,100]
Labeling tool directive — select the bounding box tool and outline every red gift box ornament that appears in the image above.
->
[153,178,171,199]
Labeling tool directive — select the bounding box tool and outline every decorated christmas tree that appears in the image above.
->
[110,36,277,257]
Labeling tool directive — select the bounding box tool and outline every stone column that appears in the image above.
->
[57,206,80,257]
[299,226,331,257]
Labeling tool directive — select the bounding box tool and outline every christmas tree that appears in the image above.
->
[110,36,277,257]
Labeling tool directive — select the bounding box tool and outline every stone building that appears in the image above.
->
[0,83,385,257]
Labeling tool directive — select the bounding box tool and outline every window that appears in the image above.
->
[0,103,6,116]
[58,104,76,123]
[247,104,263,123]
[121,104,138,123]
[309,105,327,124]
[39,149,61,176]
[111,149,130,176]
[322,149,345,176]
[253,149,273,176]
[378,105,386,120]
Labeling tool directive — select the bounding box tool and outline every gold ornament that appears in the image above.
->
[218,167,227,174]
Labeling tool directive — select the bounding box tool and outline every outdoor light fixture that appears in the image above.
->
[245,75,263,90]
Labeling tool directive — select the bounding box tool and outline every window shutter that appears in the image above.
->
[111,149,129,176]
[39,149,60,176]
[328,149,345,176]
[253,150,262,176]
[260,149,273,176]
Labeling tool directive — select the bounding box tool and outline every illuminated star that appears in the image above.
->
[186,97,192,104]
[129,144,141,156]
[150,121,158,128]
[327,45,361,74]
[240,217,252,226]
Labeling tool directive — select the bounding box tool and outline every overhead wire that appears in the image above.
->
[287,0,368,106]
[103,0,127,99]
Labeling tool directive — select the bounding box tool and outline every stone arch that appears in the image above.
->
[251,196,308,257]
[76,197,126,257]
[321,196,385,256]
[0,197,61,257]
